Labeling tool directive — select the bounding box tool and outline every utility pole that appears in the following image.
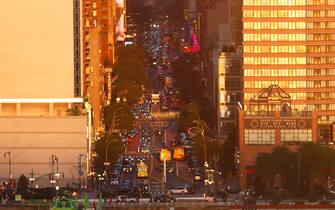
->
[77,154,84,195]
[162,156,167,195]
[297,153,301,195]
[4,152,12,180]
[29,169,35,188]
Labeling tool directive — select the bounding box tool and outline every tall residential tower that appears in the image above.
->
[243,0,335,140]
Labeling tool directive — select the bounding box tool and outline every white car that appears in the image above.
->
[168,186,188,195]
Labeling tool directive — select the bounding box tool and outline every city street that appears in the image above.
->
[115,15,208,199]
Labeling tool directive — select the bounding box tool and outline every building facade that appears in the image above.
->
[237,85,319,190]
[197,0,243,136]
[82,0,117,131]
[217,46,242,136]
[0,1,87,186]
[0,116,87,187]
[243,0,335,140]
[238,108,318,190]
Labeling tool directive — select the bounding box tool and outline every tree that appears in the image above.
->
[176,102,200,131]
[254,147,296,193]
[117,45,148,63]
[66,107,81,116]
[17,174,29,191]
[115,80,143,103]
[299,143,335,195]
[103,102,135,131]
[115,58,149,87]
[93,134,122,173]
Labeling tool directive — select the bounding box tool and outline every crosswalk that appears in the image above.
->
[151,121,171,128]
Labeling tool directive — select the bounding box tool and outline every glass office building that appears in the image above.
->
[242,0,335,137]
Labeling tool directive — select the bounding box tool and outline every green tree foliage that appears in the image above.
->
[113,45,149,103]
[66,107,81,116]
[176,103,200,131]
[173,54,216,128]
[117,45,148,63]
[93,134,122,173]
[220,130,237,175]
[299,143,335,194]
[115,80,143,103]
[17,174,29,191]
[254,143,335,196]
[103,102,134,131]
[173,54,202,102]
[115,57,149,87]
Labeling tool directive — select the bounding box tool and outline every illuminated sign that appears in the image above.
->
[245,118,311,129]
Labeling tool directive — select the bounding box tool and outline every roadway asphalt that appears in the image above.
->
[119,17,206,197]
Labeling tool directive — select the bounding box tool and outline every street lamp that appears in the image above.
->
[4,152,12,180]
[104,106,124,174]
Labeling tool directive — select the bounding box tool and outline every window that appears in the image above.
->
[281,129,312,142]
[245,129,275,144]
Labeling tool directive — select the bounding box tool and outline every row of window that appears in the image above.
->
[244,57,335,64]
[245,91,335,100]
[244,33,306,41]
[244,129,275,145]
[244,92,306,100]
[244,80,307,88]
[244,57,307,64]
[244,10,307,18]
[244,45,307,53]
[245,104,335,112]
[244,0,335,6]
[243,9,335,18]
[244,21,335,30]
[244,21,307,29]
[244,33,335,41]
[319,115,335,123]
[281,129,312,142]
[307,93,335,99]
[244,45,335,53]
[307,57,335,64]
[245,80,335,88]
[244,68,335,76]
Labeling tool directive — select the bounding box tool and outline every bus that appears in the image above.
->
[173,147,184,160]
[137,161,148,178]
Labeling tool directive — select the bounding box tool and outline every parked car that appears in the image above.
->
[168,186,188,195]
[110,176,119,186]
[121,180,131,191]
[123,164,133,173]
[154,195,175,202]
[193,169,203,181]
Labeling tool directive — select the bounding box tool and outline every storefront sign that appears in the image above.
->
[245,118,311,129]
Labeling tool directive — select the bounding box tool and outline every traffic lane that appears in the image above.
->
[126,134,140,155]
[148,67,162,92]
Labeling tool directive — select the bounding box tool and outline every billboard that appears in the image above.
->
[0,0,78,99]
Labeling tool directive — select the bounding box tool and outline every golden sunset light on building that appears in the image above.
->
[243,0,335,137]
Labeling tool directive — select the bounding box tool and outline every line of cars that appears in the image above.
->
[168,134,204,182]
[138,125,152,155]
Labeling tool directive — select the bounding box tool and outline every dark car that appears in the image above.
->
[170,140,181,146]
[155,129,163,136]
[193,169,203,181]
[123,164,133,173]
[154,195,175,203]
[121,180,131,191]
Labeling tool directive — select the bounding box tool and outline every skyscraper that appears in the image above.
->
[243,0,335,139]
[82,0,117,131]
[0,0,87,186]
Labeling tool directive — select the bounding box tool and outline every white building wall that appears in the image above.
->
[0,116,87,187]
